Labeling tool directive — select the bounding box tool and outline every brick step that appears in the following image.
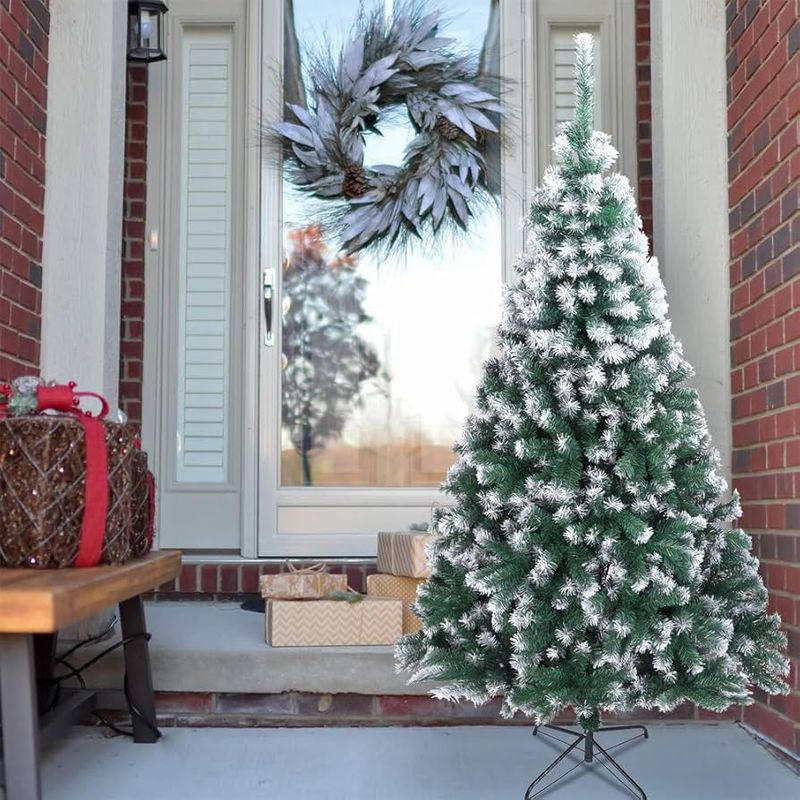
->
[152,559,380,598]
[95,689,737,729]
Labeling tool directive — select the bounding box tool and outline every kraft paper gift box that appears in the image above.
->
[259,563,348,600]
[366,573,425,634]
[265,597,403,647]
[376,531,432,578]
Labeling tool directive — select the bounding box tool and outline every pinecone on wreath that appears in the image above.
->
[435,114,460,141]
[343,163,369,198]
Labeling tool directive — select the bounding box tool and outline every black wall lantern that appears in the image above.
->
[127,1,168,63]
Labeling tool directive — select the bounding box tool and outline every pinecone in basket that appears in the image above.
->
[435,114,461,141]
[343,163,369,198]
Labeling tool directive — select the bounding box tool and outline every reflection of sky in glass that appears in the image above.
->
[282,0,501,484]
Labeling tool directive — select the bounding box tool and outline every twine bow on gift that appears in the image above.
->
[285,561,328,575]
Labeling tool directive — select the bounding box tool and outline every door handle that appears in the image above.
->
[263,268,274,347]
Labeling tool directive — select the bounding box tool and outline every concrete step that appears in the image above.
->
[65,600,430,696]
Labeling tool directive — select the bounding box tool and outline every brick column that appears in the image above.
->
[0,0,49,380]
[120,64,149,426]
[726,0,799,757]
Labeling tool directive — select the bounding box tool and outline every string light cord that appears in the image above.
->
[39,632,162,740]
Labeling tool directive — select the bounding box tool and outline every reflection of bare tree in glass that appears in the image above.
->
[282,225,383,485]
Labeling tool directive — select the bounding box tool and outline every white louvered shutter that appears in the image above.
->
[176,29,233,483]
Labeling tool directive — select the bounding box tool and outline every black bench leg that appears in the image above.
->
[34,634,57,715]
[0,633,42,800]
[119,595,158,743]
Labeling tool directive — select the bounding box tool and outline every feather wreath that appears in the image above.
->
[272,1,506,256]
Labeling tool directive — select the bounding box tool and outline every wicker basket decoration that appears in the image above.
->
[129,448,155,559]
[0,380,155,568]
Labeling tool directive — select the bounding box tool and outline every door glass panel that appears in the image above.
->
[280,0,502,487]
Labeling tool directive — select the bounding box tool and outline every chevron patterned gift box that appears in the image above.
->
[366,573,425,634]
[376,531,432,578]
[265,597,403,647]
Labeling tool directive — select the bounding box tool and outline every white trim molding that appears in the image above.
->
[143,0,256,551]
[40,0,128,406]
[650,0,732,481]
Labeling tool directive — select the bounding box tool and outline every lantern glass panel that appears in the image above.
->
[128,9,140,52]
[140,9,160,52]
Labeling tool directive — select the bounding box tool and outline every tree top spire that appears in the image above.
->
[568,33,595,150]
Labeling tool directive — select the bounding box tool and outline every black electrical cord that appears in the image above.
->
[59,614,119,660]
[39,632,162,740]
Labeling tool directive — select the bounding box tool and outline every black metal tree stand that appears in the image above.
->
[525,723,649,799]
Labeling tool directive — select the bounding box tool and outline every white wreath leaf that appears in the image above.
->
[272,0,505,255]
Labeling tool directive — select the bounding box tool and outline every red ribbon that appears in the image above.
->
[36,383,110,568]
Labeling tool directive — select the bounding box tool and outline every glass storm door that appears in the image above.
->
[147,1,634,554]
[149,0,633,555]
[258,0,511,556]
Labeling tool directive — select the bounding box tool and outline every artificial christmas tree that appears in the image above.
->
[397,33,788,797]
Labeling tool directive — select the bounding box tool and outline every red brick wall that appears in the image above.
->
[635,0,653,244]
[727,0,800,756]
[0,0,48,380]
[119,64,148,425]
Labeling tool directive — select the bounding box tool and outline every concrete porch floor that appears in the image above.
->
[42,723,798,800]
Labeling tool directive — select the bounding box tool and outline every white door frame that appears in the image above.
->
[142,0,262,554]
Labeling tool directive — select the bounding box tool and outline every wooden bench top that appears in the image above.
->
[0,550,182,633]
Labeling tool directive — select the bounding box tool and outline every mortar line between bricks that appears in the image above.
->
[731,310,800,343]
[734,499,800,508]
[732,467,800,478]
[729,229,800,266]
[729,143,798,202]
[729,109,798,165]
[730,401,800,423]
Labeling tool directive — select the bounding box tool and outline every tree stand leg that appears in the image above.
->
[525,723,649,799]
